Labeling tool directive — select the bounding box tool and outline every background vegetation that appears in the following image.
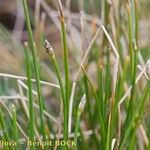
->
[0,0,150,149]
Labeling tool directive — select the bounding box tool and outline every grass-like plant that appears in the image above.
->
[24,42,35,150]
[0,0,150,150]
[22,0,46,142]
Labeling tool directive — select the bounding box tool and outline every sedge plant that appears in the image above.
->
[0,0,150,150]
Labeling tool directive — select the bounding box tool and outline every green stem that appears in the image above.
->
[61,18,70,140]
[124,42,138,131]
[22,0,46,141]
[24,42,35,150]
[59,3,70,142]
[50,55,68,142]
[97,65,104,118]
[83,75,92,126]
[104,50,110,116]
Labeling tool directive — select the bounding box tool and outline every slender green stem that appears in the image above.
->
[61,16,70,104]
[48,54,67,143]
[59,1,70,142]
[134,0,138,42]
[104,50,110,116]
[128,127,136,150]
[104,0,110,26]
[52,56,65,101]
[97,65,104,118]
[123,41,138,132]
[105,114,112,150]
[118,56,130,100]
[83,75,92,126]
[122,2,138,143]
[45,38,68,148]
[22,0,46,140]
[119,46,137,149]
[24,42,35,150]
[127,3,133,78]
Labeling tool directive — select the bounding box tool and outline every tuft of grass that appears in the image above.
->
[0,0,150,149]
[81,65,106,147]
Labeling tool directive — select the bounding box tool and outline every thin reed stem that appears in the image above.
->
[24,42,35,150]
[58,1,70,141]
[22,0,46,141]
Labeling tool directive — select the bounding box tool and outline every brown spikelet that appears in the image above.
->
[44,39,54,57]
